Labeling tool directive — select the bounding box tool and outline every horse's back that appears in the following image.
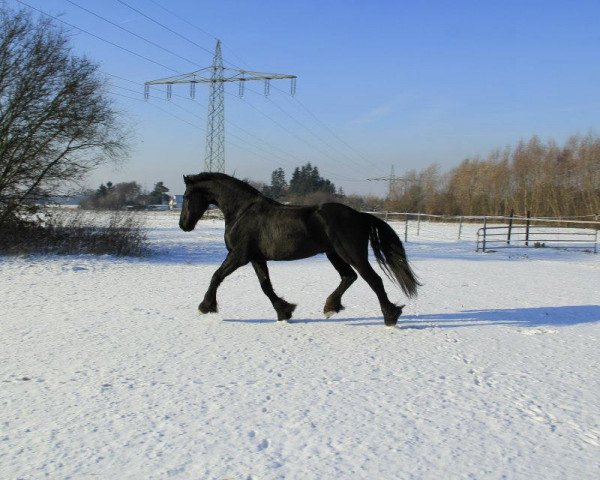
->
[317,203,370,235]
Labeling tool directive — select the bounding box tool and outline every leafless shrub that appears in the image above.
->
[0,209,147,256]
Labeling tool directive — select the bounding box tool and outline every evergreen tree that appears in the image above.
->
[288,163,336,196]
[290,167,301,194]
[147,181,169,205]
[270,168,288,198]
[96,183,108,197]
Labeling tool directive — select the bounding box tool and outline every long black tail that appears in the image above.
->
[368,214,421,298]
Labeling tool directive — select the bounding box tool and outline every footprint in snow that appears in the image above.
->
[257,439,270,451]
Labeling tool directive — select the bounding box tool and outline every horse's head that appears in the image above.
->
[179,175,211,232]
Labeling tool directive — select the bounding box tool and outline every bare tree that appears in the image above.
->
[388,134,599,217]
[0,7,128,225]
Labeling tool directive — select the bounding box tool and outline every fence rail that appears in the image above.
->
[476,223,598,253]
[366,211,599,253]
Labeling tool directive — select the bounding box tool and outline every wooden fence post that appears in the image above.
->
[525,210,531,246]
[482,216,488,252]
[404,213,409,242]
[507,209,514,244]
[458,216,463,240]
[417,212,421,236]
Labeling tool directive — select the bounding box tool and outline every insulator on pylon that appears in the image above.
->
[190,82,196,99]
[290,77,297,96]
[167,84,172,100]
[238,79,245,97]
[264,78,270,96]
[144,84,149,100]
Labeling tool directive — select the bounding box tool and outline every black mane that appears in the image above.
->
[187,172,268,199]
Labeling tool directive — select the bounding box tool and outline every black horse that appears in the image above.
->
[179,173,420,326]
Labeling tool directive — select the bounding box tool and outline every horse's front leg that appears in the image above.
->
[199,252,246,314]
[251,260,296,321]
[324,252,357,318]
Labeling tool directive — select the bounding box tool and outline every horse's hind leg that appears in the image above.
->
[324,252,357,318]
[347,257,403,327]
[251,260,296,321]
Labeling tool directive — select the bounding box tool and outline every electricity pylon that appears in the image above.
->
[145,40,297,172]
[367,165,406,197]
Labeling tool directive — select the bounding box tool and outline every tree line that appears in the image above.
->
[385,134,600,218]
[80,181,172,210]
[256,136,600,218]
[77,135,600,217]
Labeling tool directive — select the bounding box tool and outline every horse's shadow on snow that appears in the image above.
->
[224,305,600,329]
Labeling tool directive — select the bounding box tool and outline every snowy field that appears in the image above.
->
[1,211,599,479]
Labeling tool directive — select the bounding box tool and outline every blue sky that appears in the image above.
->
[8,0,600,195]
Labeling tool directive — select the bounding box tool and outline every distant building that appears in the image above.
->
[164,193,176,210]
[174,195,184,209]
[146,194,177,210]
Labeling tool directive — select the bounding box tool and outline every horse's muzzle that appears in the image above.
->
[179,221,193,232]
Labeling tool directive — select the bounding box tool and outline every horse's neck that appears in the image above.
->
[210,181,259,222]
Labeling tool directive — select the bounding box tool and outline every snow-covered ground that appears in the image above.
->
[1,211,599,479]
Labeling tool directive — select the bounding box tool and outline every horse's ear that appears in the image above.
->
[183,175,190,185]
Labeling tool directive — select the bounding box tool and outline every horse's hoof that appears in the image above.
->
[384,304,404,326]
[323,303,344,318]
[199,301,218,314]
[277,302,296,321]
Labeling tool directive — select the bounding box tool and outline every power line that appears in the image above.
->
[130,0,252,69]
[110,84,203,120]
[65,0,203,68]
[115,0,235,67]
[243,84,378,177]
[229,89,366,181]
[271,83,388,176]
[109,89,200,128]
[15,0,179,73]
[108,89,293,168]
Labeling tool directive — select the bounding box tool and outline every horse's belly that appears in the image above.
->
[260,236,325,260]
[272,247,324,261]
